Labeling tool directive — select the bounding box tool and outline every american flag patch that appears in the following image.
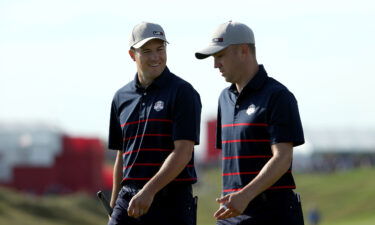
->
[213,38,224,42]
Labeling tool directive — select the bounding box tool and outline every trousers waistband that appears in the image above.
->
[122,182,192,196]
[255,189,294,203]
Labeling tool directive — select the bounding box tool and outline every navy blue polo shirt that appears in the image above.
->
[216,65,304,195]
[108,67,201,185]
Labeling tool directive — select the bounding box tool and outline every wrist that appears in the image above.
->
[141,183,158,196]
[238,187,256,202]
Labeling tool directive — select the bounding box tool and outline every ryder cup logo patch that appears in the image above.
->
[246,104,256,115]
[154,100,164,112]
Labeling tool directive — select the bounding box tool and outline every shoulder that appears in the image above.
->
[168,72,200,95]
[264,77,298,106]
[218,86,232,101]
[265,77,288,92]
[265,77,295,97]
[169,72,192,87]
[112,80,135,104]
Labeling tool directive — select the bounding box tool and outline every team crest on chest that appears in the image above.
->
[154,100,164,112]
[246,104,256,115]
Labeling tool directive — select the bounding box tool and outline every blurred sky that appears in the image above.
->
[1,0,375,145]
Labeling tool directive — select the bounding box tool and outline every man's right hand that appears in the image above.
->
[127,188,155,218]
[214,192,249,220]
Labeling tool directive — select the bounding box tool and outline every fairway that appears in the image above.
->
[194,167,375,225]
[1,167,375,225]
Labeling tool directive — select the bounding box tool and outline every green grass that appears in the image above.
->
[295,168,375,225]
[0,188,107,225]
[194,167,375,225]
[195,167,223,225]
[1,168,375,225]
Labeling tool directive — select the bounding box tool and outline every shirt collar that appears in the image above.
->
[229,64,268,94]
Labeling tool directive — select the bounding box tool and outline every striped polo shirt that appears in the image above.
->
[108,67,201,185]
[216,65,304,194]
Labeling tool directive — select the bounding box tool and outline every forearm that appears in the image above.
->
[142,140,194,196]
[110,150,123,208]
[240,143,293,201]
[213,143,294,219]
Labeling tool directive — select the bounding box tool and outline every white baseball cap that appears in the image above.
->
[195,21,255,59]
[129,22,168,49]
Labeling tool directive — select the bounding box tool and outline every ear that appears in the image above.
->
[236,44,248,60]
[240,44,249,56]
[128,49,136,61]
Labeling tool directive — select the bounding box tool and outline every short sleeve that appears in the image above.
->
[267,90,305,147]
[108,97,123,150]
[216,102,222,149]
[172,84,202,145]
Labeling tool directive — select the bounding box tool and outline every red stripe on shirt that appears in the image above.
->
[222,123,268,127]
[223,188,242,193]
[122,177,197,182]
[123,148,173,155]
[121,119,173,127]
[222,155,272,160]
[124,163,161,169]
[223,185,295,193]
[123,177,151,181]
[223,170,291,176]
[123,163,194,169]
[223,171,259,176]
[124,133,171,141]
[222,139,270,144]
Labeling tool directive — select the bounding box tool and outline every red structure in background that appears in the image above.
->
[1,119,223,194]
[204,119,221,163]
[8,136,112,195]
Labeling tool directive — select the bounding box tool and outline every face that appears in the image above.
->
[213,45,243,83]
[129,39,167,85]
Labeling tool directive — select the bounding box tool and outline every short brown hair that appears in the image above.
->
[248,43,256,56]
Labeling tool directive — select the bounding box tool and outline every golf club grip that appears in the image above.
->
[97,190,113,216]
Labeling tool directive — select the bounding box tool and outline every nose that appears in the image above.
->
[149,50,161,62]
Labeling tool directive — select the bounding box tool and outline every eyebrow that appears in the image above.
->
[140,44,165,51]
[213,49,226,57]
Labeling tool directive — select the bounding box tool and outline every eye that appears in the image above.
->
[214,54,223,59]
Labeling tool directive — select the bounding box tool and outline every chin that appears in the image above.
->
[150,68,162,76]
[154,66,165,73]
[224,77,232,83]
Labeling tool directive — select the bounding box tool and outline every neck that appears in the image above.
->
[137,74,153,88]
[236,63,259,93]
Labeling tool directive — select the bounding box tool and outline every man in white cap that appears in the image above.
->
[196,21,305,225]
[107,21,201,225]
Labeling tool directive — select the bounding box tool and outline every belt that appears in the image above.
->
[255,189,294,203]
[122,182,192,197]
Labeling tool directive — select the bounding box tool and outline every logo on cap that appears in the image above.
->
[153,31,164,36]
[212,38,224,42]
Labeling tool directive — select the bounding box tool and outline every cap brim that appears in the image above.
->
[132,37,168,49]
[195,45,227,59]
